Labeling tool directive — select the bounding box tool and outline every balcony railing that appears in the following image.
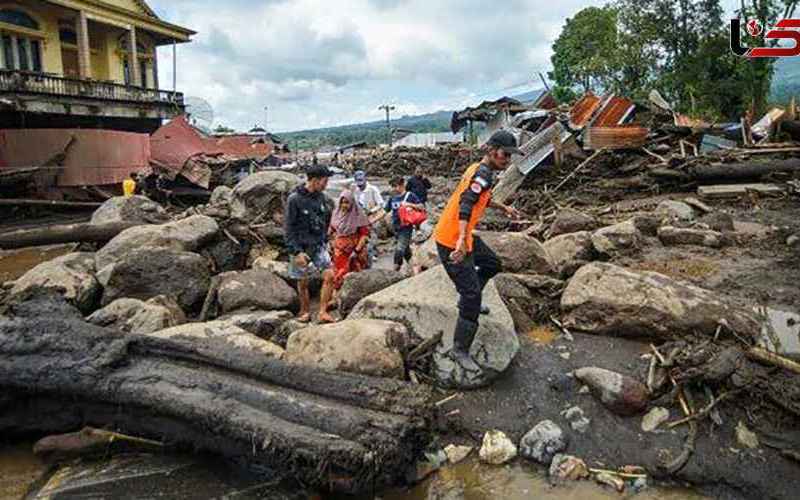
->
[0,69,184,107]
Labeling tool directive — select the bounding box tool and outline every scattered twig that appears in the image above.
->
[642,147,667,163]
[667,390,741,428]
[434,393,462,407]
[747,347,800,375]
[552,149,606,194]
[588,468,647,479]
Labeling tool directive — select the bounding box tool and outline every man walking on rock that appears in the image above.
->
[433,130,522,366]
[285,164,336,323]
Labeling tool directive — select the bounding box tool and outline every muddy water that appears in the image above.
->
[0,443,47,500]
[381,459,706,500]
[0,245,75,282]
[756,306,800,360]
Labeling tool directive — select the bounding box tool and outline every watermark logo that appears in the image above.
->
[730,18,800,57]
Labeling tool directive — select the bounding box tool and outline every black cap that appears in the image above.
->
[306,164,334,179]
[486,130,522,154]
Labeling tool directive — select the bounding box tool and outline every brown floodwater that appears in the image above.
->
[0,245,75,283]
[0,443,47,500]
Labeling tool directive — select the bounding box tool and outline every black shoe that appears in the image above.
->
[480,305,490,315]
[452,317,479,356]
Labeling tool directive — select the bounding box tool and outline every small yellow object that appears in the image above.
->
[123,178,136,198]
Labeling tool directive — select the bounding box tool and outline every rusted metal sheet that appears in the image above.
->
[591,96,635,127]
[150,115,221,171]
[569,93,602,131]
[674,113,710,128]
[210,135,273,159]
[0,129,150,187]
[532,91,558,110]
[584,126,649,150]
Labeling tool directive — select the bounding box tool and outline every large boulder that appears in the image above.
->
[547,209,599,238]
[230,171,301,222]
[216,310,293,340]
[494,273,565,333]
[96,215,219,270]
[348,266,519,389]
[412,237,440,272]
[475,231,554,274]
[573,367,648,416]
[148,321,285,359]
[217,269,298,314]
[591,220,642,256]
[87,295,186,334]
[543,231,594,278]
[97,247,211,312]
[10,253,99,313]
[337,269,406,316]
[656,200,695,222]
[561,262,759,338]
[209,186,233,206]
[285,319,408,379]
[203,236,251,273]
[90,195,169,225]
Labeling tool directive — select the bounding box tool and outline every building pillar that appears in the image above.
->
[152,46,159,89]
[10,35,20,70]
[76,10,91,78]
[127,27,140,87]
[0,36,5,69]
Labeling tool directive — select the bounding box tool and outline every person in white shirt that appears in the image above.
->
[352,170,384,267]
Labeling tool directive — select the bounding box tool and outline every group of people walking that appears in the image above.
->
[284,130,522,368]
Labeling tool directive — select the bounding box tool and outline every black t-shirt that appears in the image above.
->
[406,175,432,203]
[284,185,332,255]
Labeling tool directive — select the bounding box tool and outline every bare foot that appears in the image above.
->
[297,312,311,323]
[318,312,336,324]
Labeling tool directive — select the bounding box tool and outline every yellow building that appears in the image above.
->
[0,0,195,132]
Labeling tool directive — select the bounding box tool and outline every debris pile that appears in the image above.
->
[355,143,482,177]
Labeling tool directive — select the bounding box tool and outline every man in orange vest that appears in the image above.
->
[433,130,522,366]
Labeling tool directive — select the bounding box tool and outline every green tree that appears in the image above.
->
[213,124,236,134]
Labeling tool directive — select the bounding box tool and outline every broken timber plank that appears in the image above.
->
[697,184,785,199]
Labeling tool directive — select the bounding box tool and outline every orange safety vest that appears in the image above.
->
[434,162,492,252]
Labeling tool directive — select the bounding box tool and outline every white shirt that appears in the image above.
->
[354,183,384,214]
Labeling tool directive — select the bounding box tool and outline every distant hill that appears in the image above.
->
[771,57,800,104]
[279,89,544,151]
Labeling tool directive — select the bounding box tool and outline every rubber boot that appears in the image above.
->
[450,317,480,370]
[480,305,490,315]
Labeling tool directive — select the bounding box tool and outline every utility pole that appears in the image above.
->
[263,106,268,133]
[378,104,396,147]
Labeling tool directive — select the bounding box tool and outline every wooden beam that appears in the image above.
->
[697,183,785,199]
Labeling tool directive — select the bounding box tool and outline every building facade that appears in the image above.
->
[0,0,194,132]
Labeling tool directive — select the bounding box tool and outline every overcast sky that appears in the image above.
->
[150,0,608,132]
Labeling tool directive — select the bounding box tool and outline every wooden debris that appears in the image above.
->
[698,184,785,199]
[551,149,606,193]
[0,221,142,250]
[0,198,102,209]
[747,347,800,375]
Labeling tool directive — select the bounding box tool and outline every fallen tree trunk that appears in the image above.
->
[0,221,141,249]
[0,198,102,209]
[0,290,432,493]
[649,158,800,183]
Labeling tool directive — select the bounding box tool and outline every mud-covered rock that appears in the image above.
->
[11,252,99,314]
[561,262,759,338]
[573,366,648,416]
[642,407,670,432]
[230,171,301,223]
[87,295,186,334]
[286,319,407,379]
[544,231,594,278]
[656,200,695,222]
[494,273,564,333]
[338,269,405,316]
[547,209,599,238]
[149,321,285,359]
[699,211,735,232]
[98,247,210,312]
[90,195,169,225]
[519,420,567,465]
[591,220,642,256]
[209,186,233,206]
[96,215,219,270]
[476,231,554,274]
[658,226,724,248]
[203,236,251,273]
[549,454,589,482]
[215,310,293,339]
[348,266,518,389]
[217,269,298,314]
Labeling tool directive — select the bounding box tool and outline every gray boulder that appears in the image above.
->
[217,269,298,314]
[337,269,406,316]
[148,321,285,359]
[477,231,554,274]
[412,237,440,271]
[209,186,233,206]
[656,200,695,222]
[285,319,408,379]
[591,220,642,256]
[543,231,594,278]
[10,252,99,313]
[96,215,219,270]
[494,273,565,333]
[561,262,759,338]
[700,211,735,232]
[230,171,301,222]
[90,195,169,225]
[98,247,210,312]
[519,420,567,465]
[348,266,518,388]
[216,310,293,339]
[547,209,599,238]
[658,226,724,248]
[87,295,186,334]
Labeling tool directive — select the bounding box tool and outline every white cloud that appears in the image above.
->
[151,0,604,132]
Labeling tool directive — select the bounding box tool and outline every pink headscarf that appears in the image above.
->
[331,190,370,236]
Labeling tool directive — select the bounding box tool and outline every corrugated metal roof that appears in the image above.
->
[517,122,572,175]
[591,96,635,127]
[0,129,150,187]
[584,126,649,150]
[569,93,602,131]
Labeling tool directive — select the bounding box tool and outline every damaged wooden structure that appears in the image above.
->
[0,290,434,494]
